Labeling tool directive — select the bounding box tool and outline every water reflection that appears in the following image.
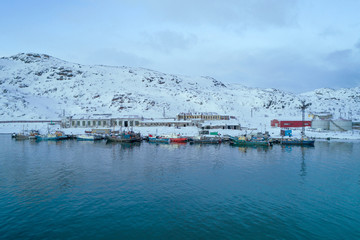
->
[235,145,271,153]
[300,147,307,177]
[2,135,360,240]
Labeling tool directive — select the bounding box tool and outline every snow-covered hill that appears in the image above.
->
[1,53,359,123]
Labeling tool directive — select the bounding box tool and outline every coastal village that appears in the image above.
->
[6,109,360,145]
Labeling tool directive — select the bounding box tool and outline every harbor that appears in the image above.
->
[1,134,360,239]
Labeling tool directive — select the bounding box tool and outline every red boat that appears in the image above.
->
[170,137,187,143]
[162,134,188,143]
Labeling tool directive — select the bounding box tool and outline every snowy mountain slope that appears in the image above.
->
[0,53,359,122]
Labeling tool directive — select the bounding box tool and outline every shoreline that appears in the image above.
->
[1,122,360,140]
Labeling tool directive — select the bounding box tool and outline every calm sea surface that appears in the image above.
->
[1,134,360,239]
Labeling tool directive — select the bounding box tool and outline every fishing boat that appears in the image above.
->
[230,136,272,147]
[189,135,222,144]
[35,131,68,141]
[28,130,40,139]
[35,133,59,141]
[77,134,102,141]
[13,129,39,140]
[14,133,29,140]
[162,134,187,143]
[106,131,141,143]
[148,136,171,143]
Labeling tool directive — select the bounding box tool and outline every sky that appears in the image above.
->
[1,0,360,93]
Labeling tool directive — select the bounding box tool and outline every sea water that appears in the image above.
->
[1,135,360,239]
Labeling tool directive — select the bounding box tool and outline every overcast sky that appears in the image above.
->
[1,0,360,93]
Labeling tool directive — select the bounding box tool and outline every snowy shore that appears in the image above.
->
[1,123,360,140]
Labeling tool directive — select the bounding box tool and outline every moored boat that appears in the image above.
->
[280,137,315,146]
[77,134,102,141]
[106,131,141,143]
[35,134,59,141]
[14,134,29,140]
[148,137,171,143]
[35,131,68,141]
[162,134,187,143]
[230,136,272,147]
[189,135,222,144]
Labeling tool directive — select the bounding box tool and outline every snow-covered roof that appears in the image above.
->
[177,112,221,116]
[70,114,142,120]
[201,120,241,126]
[142,118,191,123]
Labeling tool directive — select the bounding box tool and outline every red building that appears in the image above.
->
[271,119,312,128]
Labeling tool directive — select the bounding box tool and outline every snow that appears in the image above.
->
[1,52,360,140]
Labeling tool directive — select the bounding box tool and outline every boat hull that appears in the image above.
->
[170,138,187,143]
[106,136,141,143]
[189,139,221,144]
[281,140,315,146]
[148,137,170,143]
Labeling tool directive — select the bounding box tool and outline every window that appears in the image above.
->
[77,121,80,126]
[72,121,75,126]
[82,121,85,126]
[135,121,139,126]
[103,121,106,126]
[98,121,101,126]
[93,121,96,126]
[87,121,91,126]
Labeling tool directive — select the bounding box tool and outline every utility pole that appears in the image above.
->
[300,100,312,138]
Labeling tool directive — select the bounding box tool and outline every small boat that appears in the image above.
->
[106,131,142,143]
[14,133,29,140]
[35,134,59,141]
[35,131,68,141]
[189,136,222,144]
[162,134,187,143]
[230,136,272,147]
[77,134,102,141]
[13,130,40,140]
[280,137,315,146]
[28,130,40,139]
[148,137,170,143]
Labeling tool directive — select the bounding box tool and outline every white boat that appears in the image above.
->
[77,134,102,141]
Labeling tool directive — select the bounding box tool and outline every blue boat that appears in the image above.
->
[106,131,141,143]
[280,137,315,146]
[230,136,272,147]
[148,137,170,143]
[35,131,68,141]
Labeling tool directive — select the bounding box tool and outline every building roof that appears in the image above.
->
[69,114,142,120]
[201,120,241,126]
[142,118,191,123]
[177,112,221,116]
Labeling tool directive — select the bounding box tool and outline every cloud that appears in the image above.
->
[140,0,298,31]
[325,49,353,65]
[355,39,360,49]
[85,48,150,67]
[319,27,342,38]
[142,31,198,53]
[199,48,360,93]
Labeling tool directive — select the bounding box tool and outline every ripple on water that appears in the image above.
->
[1,136,360,239]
